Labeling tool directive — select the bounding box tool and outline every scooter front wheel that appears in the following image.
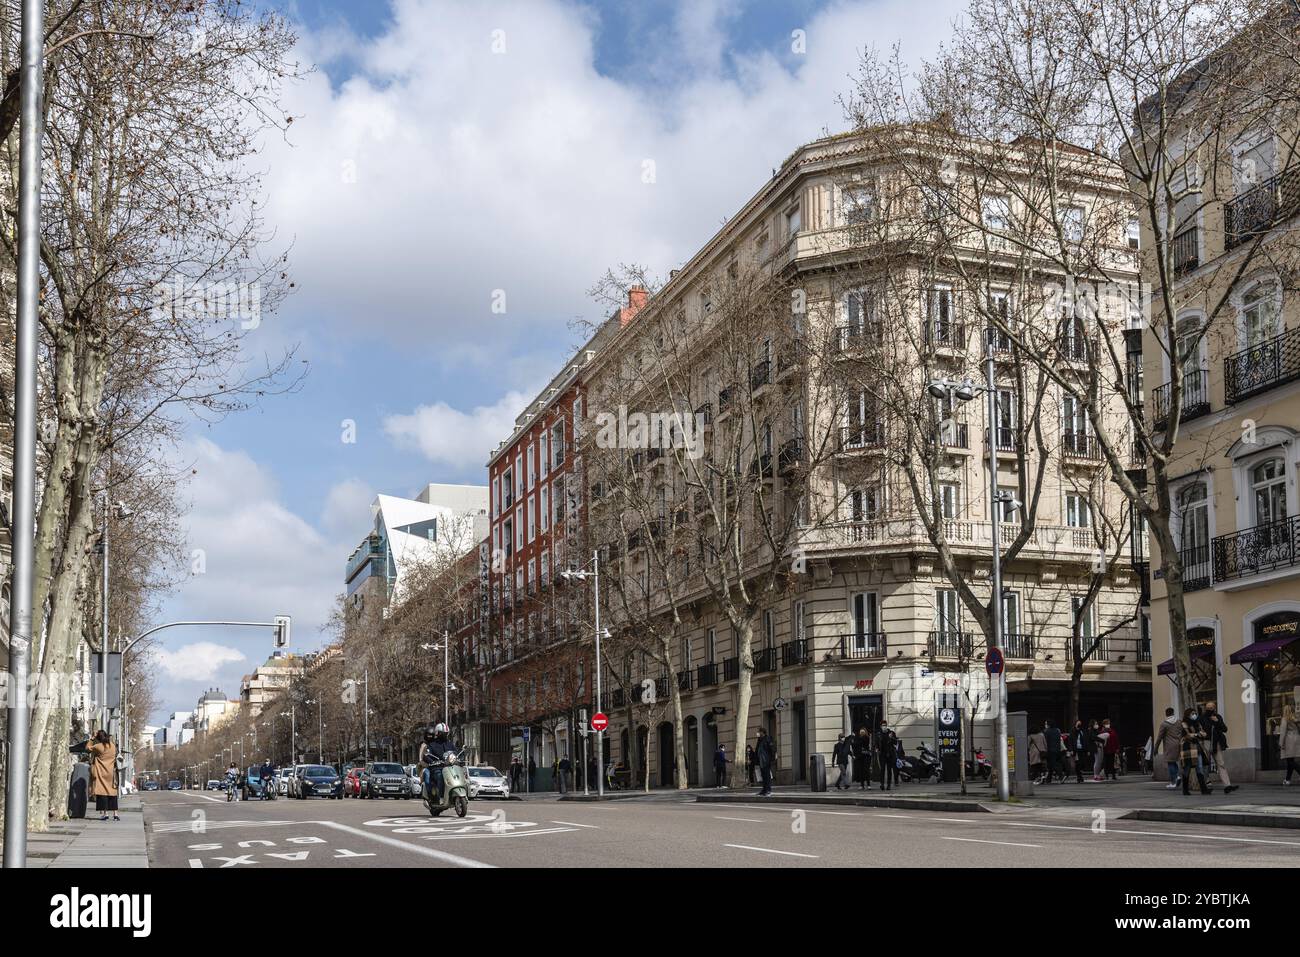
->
[453,794,468,818]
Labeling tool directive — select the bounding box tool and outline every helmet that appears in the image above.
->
[434,722,449,739]
[423,727,435,742]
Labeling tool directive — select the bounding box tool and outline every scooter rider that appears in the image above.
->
[418,723,456,803]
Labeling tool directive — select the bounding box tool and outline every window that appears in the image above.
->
[786,204,802,237]
[939,482,960,520]
[551,423,566,467]
[1241,282,1280,350]
[1252,458,1287,526]
[705,628,716,663]
[539,486,549,532]
[492,476,501,517]
[843,288,879,343]
[936,589,961,636]
[763,610,775,649]
[1061,205,1085,244]
[850,485,881,522]
[502,468,514,507]
[793,600,806,643]
[514,454,522,497]
[539,434,549,478]
[851,592,879,650]
[527,495,535,542]
[1235,133,1276,193]
[922,182,957,222]
[540,550,549,587]
[998,485,1020,524]
[1066,493,1092,528]
[841,184,875,226]
[514,506,523,551]
[982,194,1011,231]
[1002,592,1021,636]
[525,444,534,490]
[502,519,513,557]
[679,637,691,671]
[995,388,1016,448]
[1126,218,1141,250]
[1063,394,1088,441]
[1175,314,1206,374]
[926,285,955,332]
[1071,596,1096,640]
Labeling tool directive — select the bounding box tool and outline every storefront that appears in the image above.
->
[1157,627,1218,709]
[1230,611,1300,771]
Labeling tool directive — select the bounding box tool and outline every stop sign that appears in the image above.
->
[591,712,609,732]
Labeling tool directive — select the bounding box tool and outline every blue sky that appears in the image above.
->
[143,0,967,725]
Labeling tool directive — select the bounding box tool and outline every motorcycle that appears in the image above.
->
[897,744,942,783]
[422,748,470,818]
[966,748,993,780]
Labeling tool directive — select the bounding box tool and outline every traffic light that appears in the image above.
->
[274,615,291,649]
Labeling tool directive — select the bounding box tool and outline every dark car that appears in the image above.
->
[295,764,341,799]
[365,762,411,799]
[143,780,159,791]
[166,780,182,791]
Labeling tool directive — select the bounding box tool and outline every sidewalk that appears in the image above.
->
[0,794,148,868]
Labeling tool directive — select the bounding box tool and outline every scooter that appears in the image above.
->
[422,748,470,818]
[966,748,993,780]
[898,744,942,783]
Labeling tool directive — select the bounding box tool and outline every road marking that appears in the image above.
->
[999,822,1300,847]
[931,818,976,824]
[723,843,819,859]
[715,816,764,823]
[310,820,495,867]
[806,810,862,816]
[942,836,1042,849]
[188,858,203,868]
[152,819,297,833]
[550,821,600,829]
[873,814,913,819]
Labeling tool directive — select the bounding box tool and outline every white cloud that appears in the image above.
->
[381,388,535,469]
[153,642,248,682]
[320,477,375,541]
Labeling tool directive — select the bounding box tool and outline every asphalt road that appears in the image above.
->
[141,790,1300,868]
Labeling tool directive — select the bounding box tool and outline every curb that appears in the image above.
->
[693,793,993,813]
[558,791,655,802]
[1128,808,1300,830]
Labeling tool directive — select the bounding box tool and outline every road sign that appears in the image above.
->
[591,712,609,732]
[773,697,788,711]
[985,647,1005,676]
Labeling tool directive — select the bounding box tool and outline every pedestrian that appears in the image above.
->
[260,759,274,800]
[1043,719,1063,784]
[1178,708,1212,796]
[713,744,728,788]
[1200,702,1237,794]
[71,730,120,822]
[754,728,775,796]
[1278,704,1300,786]
[1028,724,1046,783]
[1070,719,1089,783]
[851,727,873,790]
[1089,719,1106,781]
[557,754,571,794]
[875,721,899,791]
[510,756,522,792]
[1101,719,1120,780]
[587,755,597,790]
[745,744,756,785]
[1154,707,1184,789]
[527,756,536,791]
[832,734,852,790]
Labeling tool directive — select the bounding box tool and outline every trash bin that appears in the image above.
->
[68,762,90,819]
[809,753,827,792]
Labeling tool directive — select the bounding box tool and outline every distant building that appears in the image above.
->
[194,688,240,733]
[241,652,306,714]
[154,711,195,749]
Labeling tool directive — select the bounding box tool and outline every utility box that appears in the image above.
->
[1008,710,1033,797]
[809,753,827,792]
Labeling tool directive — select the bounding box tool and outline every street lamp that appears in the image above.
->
[279,708,296,765]
[928,330,1013,803]
[560,551,610,798]
[420,636,455,727]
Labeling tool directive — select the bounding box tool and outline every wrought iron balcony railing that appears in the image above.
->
[1152,369,1210,429]
[1181,545,1212,592]
[778,439,803,474]
[1212,514,1300,584]
[722,657,740,681]
[840,422,885,450]
[780,638,810,668]
[753,647,778,674]
[925,320,967,350]
[837,633,887,660]
[696,662,718,688]
[1224,326,1300,404]
[676,669,693,692]
[835,322,885,353]
[1063,430,1103,460]
[1224,167,1300,250]
[1003,633,1035,659]
[927,630,973,658]
[940,421,970,449]
[1171,226,1199,275]
[750,360,772,390]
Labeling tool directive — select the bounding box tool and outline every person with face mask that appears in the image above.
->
[1178,708,1212,796]
[875,721,899,791]
[1201,702,1238,794]
[418,723,456,803]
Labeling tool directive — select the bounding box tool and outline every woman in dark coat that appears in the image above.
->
[851,727,873,789]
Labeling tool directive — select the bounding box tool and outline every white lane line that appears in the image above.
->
[723,844,819,859]
[942,836,1042,849]
[550,821,600,829]
[1000,822,1300,847]
[873,814,913,819]
[188,858,203,868]
[310,821,495,868]
[715,816,764,823]
[931,818,976,824]
[806,810,862,816]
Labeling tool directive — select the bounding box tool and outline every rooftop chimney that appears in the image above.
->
[619,284,649,327]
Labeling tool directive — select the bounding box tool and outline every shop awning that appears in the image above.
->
[1156,646,1214,675]
[1229,634,1300,665]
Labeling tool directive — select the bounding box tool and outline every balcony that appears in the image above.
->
[940,421,970,449]
[696,662,718,688]
[992,426,1019,453]
[1003,633,1035,659]
[722,657,740,681]
[840,422,885,451]
[1224,167,1300,251]
[780,638,810,668]
[1171,226,1199,275]
[1181,545,1212,592]
[778,439,803,475]
[1151,369,1210,430]
[695,402,713,427]
[837,633,887,660]
[925,320,967,351]
[676,669,693,693]
[835,322,884,353]
[754,647,778,674]
[718,385,736,415]
[1212,514,1300,585]
[1058,336,1091,363]
[1063,430,1103,461]
[1224,326,1300,404]
[750,359,772,391]
[927,631,973,659]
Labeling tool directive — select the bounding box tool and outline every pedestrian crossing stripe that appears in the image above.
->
[152,820,297,833]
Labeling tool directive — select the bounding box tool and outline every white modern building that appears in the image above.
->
[154,710,195,748]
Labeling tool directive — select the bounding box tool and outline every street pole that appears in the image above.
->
[593,550,604,799]
[985,342,1011,803]
[317,699,322,762]
[443,630,450,726]
[101,494,110,730]
[3,0,45,870]
[363,666,369,766]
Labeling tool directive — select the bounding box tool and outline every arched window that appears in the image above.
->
[1241,281,1281,350]
[1177,482,1209,553]
[1251,458,1287,526]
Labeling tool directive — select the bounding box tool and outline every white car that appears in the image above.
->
[405,764,423,799]
[466,765,510,798]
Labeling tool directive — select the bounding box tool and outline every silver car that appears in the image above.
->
[466,765,510,798]
[405,764,423,799]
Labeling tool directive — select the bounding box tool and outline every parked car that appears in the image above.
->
[343,766,366,798]
[405,764,423,799]
[286,765,306,798]
[166,779,182,791]
[466,766,509,798]
[205,779,222,791]
[242,765,272,801]
[295,764,341,799]
[276,770,293,796]
[143,780,159,792]
[365,762,411,799]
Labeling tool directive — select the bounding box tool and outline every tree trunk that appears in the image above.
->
[731,619,754,787]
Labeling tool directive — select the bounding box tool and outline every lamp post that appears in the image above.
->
[927,332,1013,803]
[420,635,453,726]
[560,550,608,798]
[280,707,296,765]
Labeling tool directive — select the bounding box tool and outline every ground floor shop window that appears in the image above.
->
[1253,613,1300,771]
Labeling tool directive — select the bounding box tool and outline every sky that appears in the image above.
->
[142,0,968,725]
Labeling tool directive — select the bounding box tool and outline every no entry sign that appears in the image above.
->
[591,712,609,732]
